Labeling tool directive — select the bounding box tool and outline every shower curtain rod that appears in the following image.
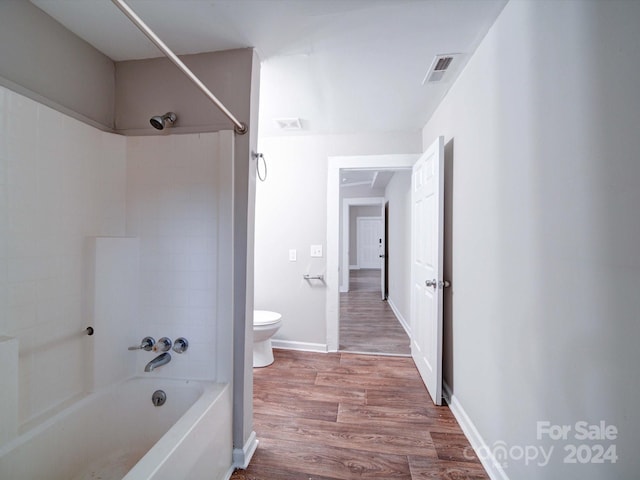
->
[111,0,248,135]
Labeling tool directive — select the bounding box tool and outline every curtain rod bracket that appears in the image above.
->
[234,123,248,135]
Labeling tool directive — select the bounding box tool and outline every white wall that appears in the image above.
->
[254,132,420,349]
[384,171,411,328]
[0,86,126,431]
[422,1,640,478]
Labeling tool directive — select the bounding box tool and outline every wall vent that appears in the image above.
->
[274,117,303,130]
[422,54,460,84]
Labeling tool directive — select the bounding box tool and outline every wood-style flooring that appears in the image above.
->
[340,269,410,355]
[230,349,488,480]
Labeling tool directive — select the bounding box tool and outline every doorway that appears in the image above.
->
[326,154,419,353]
[340,197,407,354]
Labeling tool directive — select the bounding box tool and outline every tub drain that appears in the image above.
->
[152,390,166,407]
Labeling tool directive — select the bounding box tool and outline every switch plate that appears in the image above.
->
[289,249,297,262]
[310,244,323,258]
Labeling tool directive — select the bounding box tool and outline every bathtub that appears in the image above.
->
[0,378,232,480]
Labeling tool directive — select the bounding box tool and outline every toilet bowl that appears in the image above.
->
[253,310,282,367]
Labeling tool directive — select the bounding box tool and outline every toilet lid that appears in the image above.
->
[254,310,282,326]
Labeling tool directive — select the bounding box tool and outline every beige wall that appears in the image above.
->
[0,1,115,130]
[422,1,640,478]
[0,2,255,139]
[115,49,254,135]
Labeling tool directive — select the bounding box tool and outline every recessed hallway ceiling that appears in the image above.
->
[31,0,507,136]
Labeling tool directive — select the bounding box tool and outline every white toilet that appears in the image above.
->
[253,310,282,367]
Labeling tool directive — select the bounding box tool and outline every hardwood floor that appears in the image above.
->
[230,349,488,480]
[340,269,410,355]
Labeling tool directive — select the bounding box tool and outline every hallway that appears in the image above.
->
[339,269,411,355]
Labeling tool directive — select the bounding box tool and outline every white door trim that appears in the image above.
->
[326,154,419,352]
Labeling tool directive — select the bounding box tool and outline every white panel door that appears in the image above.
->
[357,217,382,269]
[410,136,444,405]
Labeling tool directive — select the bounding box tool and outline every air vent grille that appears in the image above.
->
[434,56,453,72]
[274,117,303,130]
[422,53,461,84]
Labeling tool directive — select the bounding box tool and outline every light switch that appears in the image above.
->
[310,244,323,258]
[289,249,297,262]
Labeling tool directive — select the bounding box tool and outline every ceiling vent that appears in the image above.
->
[422,54,460,85]
[274,117,303,130]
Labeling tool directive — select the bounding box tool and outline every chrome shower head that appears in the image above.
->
[150,112,177,130]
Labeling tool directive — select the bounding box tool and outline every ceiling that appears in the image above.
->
[341,169,398,190]
[31,0,506,137]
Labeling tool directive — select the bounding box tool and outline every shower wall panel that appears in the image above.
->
[0,85,127,430]
[125,133,229,380]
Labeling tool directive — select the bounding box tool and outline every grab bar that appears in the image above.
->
[303,274,324,281]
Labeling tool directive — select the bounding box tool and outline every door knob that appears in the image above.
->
[425,279,450,289]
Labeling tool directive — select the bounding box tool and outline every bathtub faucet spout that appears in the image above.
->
[145,352,171,372]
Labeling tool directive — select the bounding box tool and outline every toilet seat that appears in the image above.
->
[254,310,282,326]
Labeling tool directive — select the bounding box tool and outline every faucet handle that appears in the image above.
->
[128,336,155,351]
[153,337,172,352]
[172,337,189,354]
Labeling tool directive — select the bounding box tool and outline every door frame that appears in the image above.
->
[326,154,419,351]
[383,201,389,300]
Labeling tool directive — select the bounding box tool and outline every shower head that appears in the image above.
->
[150,112,177,130]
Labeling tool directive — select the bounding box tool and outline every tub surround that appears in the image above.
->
[0,85,239,477]
[0,87,127,429]
[125,132,231,381]
[87,237,139,391]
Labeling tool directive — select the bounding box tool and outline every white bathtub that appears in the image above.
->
[0,378,232,480]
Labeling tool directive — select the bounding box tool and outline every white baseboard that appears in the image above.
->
[443,382,509,480]
[349,265,359,270]
[223,465,236,480]
[387,297,411,337]
[232,430,259,470]
[271,339,328,353]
